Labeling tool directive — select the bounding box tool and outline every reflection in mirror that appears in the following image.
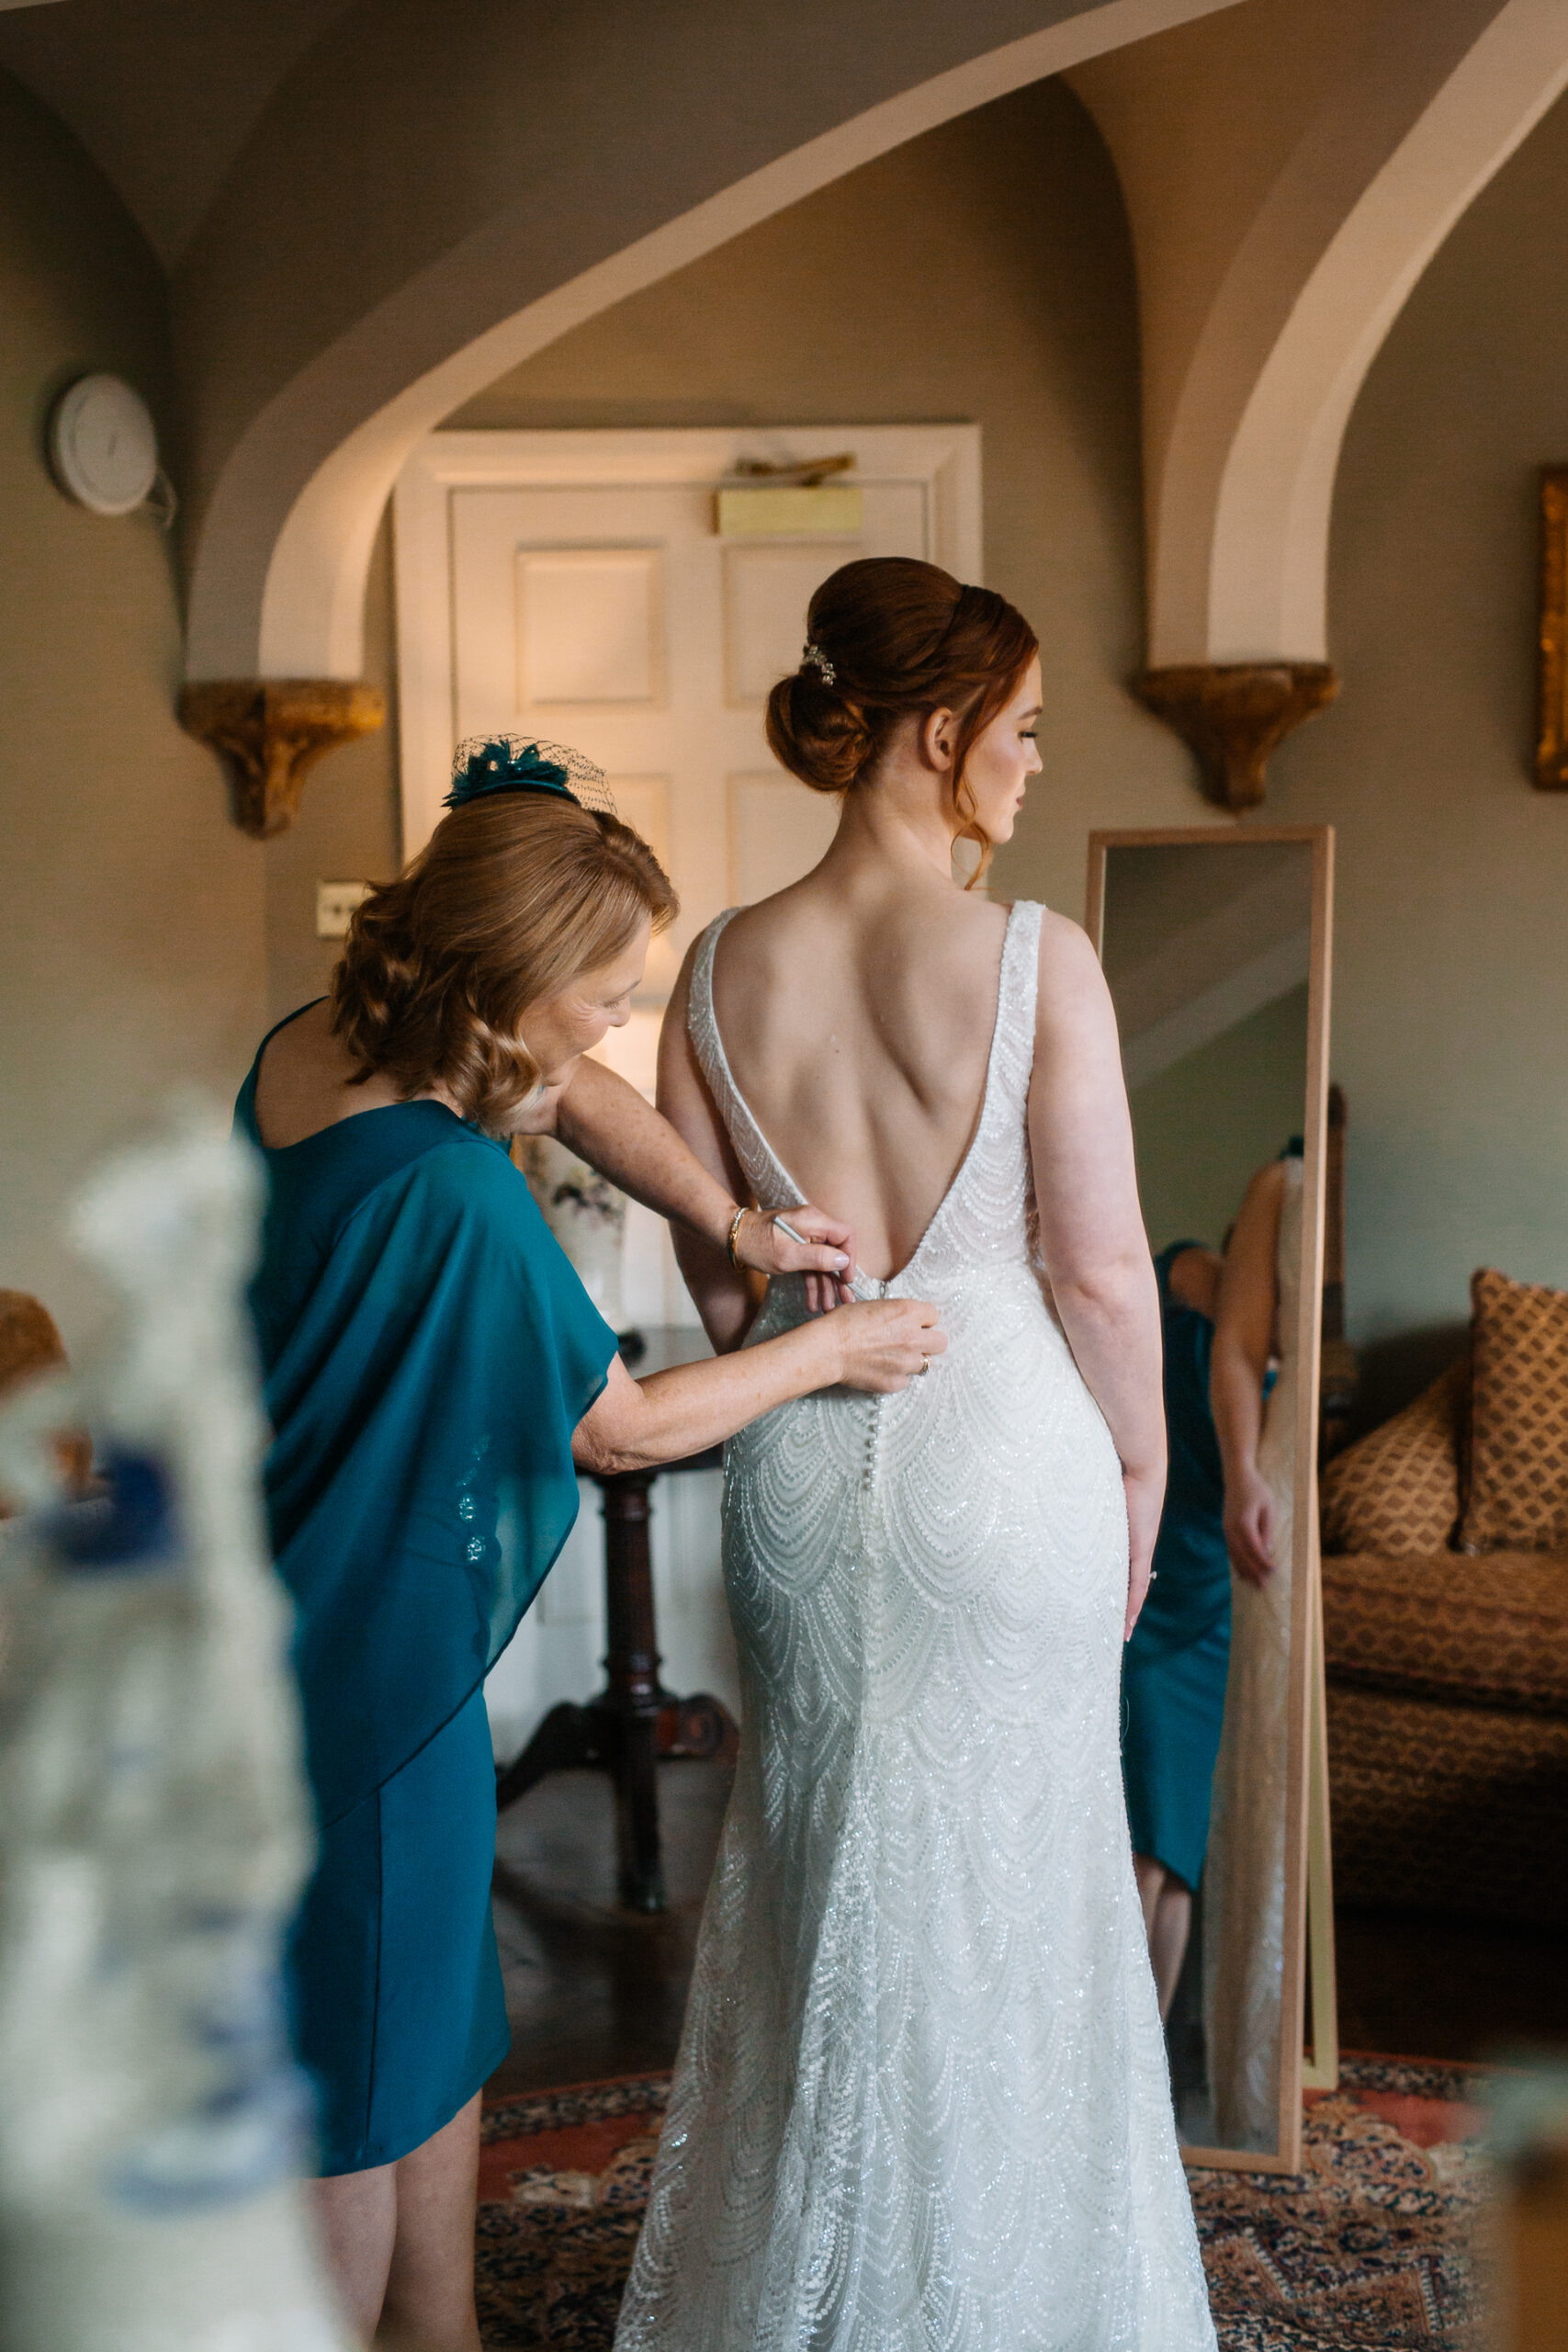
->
[1089,829,1334,2171]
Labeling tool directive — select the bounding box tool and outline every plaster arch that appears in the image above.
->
[1077,0,1568,670]
[175,0,1243,684]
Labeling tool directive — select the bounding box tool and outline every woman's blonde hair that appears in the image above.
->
[331,790,676,1134]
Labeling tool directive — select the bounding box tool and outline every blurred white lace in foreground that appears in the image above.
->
[0,1105,351,2352]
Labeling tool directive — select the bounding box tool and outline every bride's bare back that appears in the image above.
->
[708,871,1010,1282]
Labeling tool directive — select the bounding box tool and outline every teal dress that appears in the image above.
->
[235,1010,617,2175]
[1121,1242,1233,1893]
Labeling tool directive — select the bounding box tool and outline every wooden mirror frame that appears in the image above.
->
[1085,823,1337,2174]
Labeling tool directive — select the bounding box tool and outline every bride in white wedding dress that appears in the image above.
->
[615,560,1215,2352]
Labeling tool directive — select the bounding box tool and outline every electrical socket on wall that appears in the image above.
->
[315,881,373,939]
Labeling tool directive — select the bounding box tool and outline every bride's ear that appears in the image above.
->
[919,707,956,775]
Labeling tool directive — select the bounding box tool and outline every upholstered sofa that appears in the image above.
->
[1319,1272,1568,1929]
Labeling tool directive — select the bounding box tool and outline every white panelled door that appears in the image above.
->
[392,428,981,1739]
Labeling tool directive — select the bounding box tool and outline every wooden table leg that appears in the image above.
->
[493,1699,601,1813]
[495,1461,738,1914]
[596,1470,667,1910]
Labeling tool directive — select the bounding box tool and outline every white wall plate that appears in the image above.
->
[49,374,158,515]
[315,880,374,938]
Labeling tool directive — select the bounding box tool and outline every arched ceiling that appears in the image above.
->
[0,0,358,263]
[1073,0,1568,665]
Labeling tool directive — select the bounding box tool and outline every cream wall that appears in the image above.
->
[0,70,265,1349]
[264,510,400,1023]
[1266,81,1568,1395]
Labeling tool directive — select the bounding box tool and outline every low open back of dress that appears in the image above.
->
[694,902,1019,1293]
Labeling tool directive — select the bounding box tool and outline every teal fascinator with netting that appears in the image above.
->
[444,734,617,819]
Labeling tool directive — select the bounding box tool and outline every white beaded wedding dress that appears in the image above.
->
[615,900,1216,2352]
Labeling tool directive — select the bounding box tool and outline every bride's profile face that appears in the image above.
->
[953,658,1043,845]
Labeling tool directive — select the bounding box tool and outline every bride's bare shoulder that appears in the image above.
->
[1033,908,1117,1032]
[1035,905,1100,969]
[725,879,1013,1001]
[714,881,845,981]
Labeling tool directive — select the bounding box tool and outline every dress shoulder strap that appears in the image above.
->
[688,910,742,1127]
[984,899,1043,1123]
[1001,899,1043,1010]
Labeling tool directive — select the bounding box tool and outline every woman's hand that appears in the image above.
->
[1224,1465,1277,1586]
[573,1298,947,1475]
[828,1297,945,1392]
[1122,1464,1165,1643]
[733,1204,855,1312]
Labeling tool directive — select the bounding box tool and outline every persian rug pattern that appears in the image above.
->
[475,2057,1491,2350]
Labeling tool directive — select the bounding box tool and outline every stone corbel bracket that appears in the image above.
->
[1133,662,1339,813]
[177,679,386,839]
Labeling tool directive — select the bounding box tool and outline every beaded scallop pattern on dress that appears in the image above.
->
[614,901,1216,2352]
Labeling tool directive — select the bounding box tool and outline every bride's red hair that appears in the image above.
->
[764,558,1038,884]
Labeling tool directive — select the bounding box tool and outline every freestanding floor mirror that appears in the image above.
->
[1086,826,1337,2174]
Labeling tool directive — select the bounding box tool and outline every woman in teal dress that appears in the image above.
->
[1122,1239,1232,2019]
[236,737,944,2350]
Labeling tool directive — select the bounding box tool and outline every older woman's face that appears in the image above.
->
[520,916,652,1088]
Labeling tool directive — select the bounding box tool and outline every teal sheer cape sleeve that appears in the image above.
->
[237,1070,617,1830]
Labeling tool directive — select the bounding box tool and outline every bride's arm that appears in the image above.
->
[1027,913,1166,1641]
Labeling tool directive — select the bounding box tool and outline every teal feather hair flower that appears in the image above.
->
[444,734,616,817]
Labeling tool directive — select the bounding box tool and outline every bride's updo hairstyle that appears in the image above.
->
[331,790,675,1136]
[765,556,1038,883]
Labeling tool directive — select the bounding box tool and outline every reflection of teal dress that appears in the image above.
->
[235,1010,616,2174]
[1121,1242,1232,1892]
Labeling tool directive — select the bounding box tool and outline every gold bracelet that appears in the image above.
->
[726,1204,749,1268]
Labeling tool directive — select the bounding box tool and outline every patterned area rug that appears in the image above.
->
[476,2056,1492,2349]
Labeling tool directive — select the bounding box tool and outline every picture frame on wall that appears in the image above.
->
[1534,466,1568,788]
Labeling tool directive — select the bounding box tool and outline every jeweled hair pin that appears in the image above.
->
[445,734,617,819]
[801,642,836,686]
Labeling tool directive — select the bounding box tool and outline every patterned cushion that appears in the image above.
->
[1322,1549,1568,1713]
[1319,1356,1466,1556]
[1325,1682,1568,1927]
[1458,1268,1568,1554]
